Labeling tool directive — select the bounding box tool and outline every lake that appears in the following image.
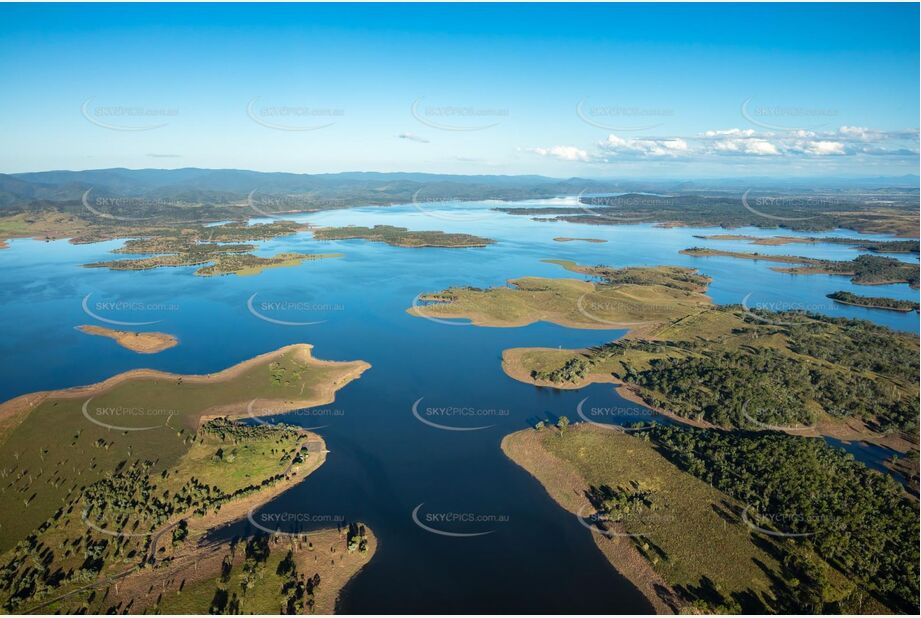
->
[0,198,916,612]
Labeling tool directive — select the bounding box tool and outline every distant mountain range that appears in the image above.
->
[1,168,916,220]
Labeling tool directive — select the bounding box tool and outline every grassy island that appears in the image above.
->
[79,221,345,277]
[692,234,919,254]
[503,423,917,614]
[77,325,179,353]
[0,345,372,613]
[553,237,607,243]
[826,291,919,312]
[681,247,919,288]
[409,262,711,330]
[313,224,494,248]
[410,260,919,444]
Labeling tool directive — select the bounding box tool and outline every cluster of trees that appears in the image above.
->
[347,523,369,553]
[827,291,919,312]
[530,357,589,384]
[626,346,916,431]
[586,481,659,524]
[644,425,919,612]
[0,419,304,612]
[813,254,919,287]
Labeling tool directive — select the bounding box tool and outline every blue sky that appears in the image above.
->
[1,2,918,177]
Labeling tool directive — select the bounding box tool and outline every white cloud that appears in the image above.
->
[601,134,689,157]
[528,145,589,161]
[703,128,756,138]
[800,140,846,156]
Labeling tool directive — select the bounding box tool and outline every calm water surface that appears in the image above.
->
[0,199,917,612]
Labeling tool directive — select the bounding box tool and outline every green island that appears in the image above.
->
[681,247,920,288]
[0,344,373,613]
[553,237,607,243]
[409,260,919,445]
[78,220,346,277]
[77,325,179,354]
[826,291,920,313]
[692,234,919,254]
[502,422,918,614]
[313,224,494,248]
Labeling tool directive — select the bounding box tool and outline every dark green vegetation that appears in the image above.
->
[682,247,920,287]
[0,417,309,612]
[313,224,494,248]
[693,234,920,254]
[644,425,919,613]
[582,308,918,433]
[543,259,712,292]
[80,221,343,276]
[424,260,919,439]
[827,291,920,312]
[500,191,920,237]
[506,425,907,614]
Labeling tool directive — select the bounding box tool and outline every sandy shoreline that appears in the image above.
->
[501,427,681,614]
[77,324,179,353]
[0,344,371,430]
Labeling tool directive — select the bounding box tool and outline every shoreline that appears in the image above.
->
[77,324,179,353]
[501,426,681,614]
[500,345,910,451]
[0,344,371,433]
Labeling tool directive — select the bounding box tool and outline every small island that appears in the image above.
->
[408,261,711,330]
[79,221,345,276]
[826,291,920,312]
[313,224,494,248]
[553,237,607,243]
[77,324,179,353]
[0,344,373,614]
[681,247,919,288]
[692,234,919,254]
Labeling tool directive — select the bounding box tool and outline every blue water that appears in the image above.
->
[0,200,917,612]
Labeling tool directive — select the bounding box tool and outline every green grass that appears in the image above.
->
[0,348,356,553]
